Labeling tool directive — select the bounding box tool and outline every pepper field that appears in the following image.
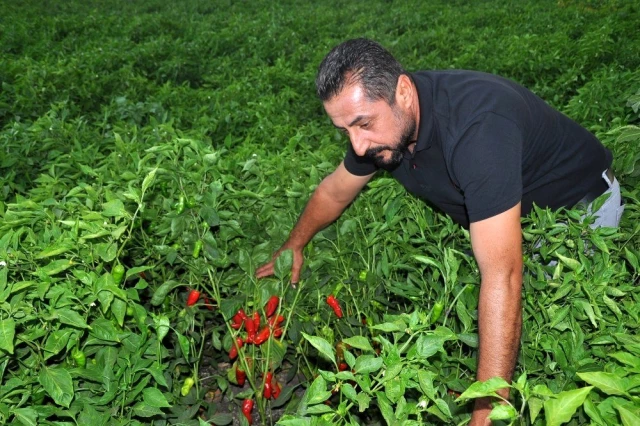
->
[1,0,640,425]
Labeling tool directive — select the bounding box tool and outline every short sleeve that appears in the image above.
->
[343,144,378,176]
[451,113,523,223]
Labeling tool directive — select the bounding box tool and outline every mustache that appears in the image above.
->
[364,145,397,159]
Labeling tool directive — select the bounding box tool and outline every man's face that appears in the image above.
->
[323,83,416,170]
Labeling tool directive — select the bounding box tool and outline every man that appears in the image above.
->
[256,38,623,425]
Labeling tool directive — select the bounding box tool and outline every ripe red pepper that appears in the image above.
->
[253,312,260,330]
[263,381,272,399]
[268,314,285,327]
[272,381,281,399]
[229,337,243,360]
[263,372,274,399]
[326,295,343,318]
[236,366,246,386]
[253,327,270,345]
[203,296,214,311]
[242,399,254,425]
[186,290,201,307]
[338,362,348,372]
[244,315,257,340]
[231,309,247,329]
[273,326,283,338]
[265,296,279,318]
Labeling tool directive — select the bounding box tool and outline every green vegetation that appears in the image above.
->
[1,0,639,425]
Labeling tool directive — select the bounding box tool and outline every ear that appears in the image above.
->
[394,74,414,109]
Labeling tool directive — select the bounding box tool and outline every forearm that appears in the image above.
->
[472,271,523,421]
[285,182,350,249]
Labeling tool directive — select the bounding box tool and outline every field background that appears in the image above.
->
[1,0,639,425]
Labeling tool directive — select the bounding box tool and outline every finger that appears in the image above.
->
[255,263,275,278]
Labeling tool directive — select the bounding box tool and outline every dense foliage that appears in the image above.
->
[1,0,639,425]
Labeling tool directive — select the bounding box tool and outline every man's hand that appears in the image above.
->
[255,243,305,284]
[255,162,373,286]
[468,202,523,426]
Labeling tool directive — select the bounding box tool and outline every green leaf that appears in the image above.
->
[488,404,518,421]
[543,386,593,426]
[341,383,358,401]
[133,401,165,417]
[43,329,73,359]
[0,318,16,354]
[56,308,90,329]
[207,413,233,425]
[274,249,293,280]
[176,332,190,360]
[301,332,335,363]
[356,393,371,412]
[529,396,544,423]
[577,372,630,396]
[342,336,374,352]
[417,370,436,400]
[39,366,74,407]
[583,395,607,426]
[39,259,74,276]
[372,322,405,332]
[143,388,171,408]
[554,252,581,271]
[616,404,640,426]
[142,367,169,389]
[457,377,511,401]
[416,334,446,358]
[305,375,332,405]
[151,280,179,306]
[11,408,38,426]
[102,199,127,218]
[354,355,383,375]
[141,168,158,195]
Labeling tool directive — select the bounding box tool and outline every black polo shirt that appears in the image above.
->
[343,70,612,228]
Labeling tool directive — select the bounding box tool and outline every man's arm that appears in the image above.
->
[255,161,374,282]
[468,202,523,426]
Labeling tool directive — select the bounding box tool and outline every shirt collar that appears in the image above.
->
[411,72,435,153]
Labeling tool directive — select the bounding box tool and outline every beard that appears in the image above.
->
[364,113,417,170]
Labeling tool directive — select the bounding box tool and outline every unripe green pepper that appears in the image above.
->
[430,302,444,324]
[181,377,195,396]
[174,195,185,214]
[192,240,203,258]
[72,348,86,368]
[112,264,125,285]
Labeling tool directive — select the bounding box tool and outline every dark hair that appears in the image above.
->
[315,38,406,103]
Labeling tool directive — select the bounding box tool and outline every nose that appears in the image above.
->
[350,130,370,157]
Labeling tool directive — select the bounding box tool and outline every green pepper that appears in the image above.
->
[430,301,444,324]
[112,264,125,285]
[174,195,185,214]
[181,377,195,396]
[192,240,203,258]
[72,348,86,368]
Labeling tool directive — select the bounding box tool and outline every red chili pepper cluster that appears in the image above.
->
[326,294,343,318]
[263,371,281,400]
[228,296,284,359]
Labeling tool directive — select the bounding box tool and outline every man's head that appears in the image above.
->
[316,39,418,170]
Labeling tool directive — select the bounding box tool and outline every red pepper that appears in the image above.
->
[268,315,285,327]
[203,296,214,311]
[265,296,279,318]
[253,327,270,345]
[273,326,283,338]
[229,337,243,360]
[242,399,254,425]
[326,295,343,318]
[253,312,261,331]
[236,366,246,386]
[272,381,281,399]
[338,362,348,371]
[231,309,247,329]
[244,315,257,340]
[186,290,201,307]
[263,372,274,399]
